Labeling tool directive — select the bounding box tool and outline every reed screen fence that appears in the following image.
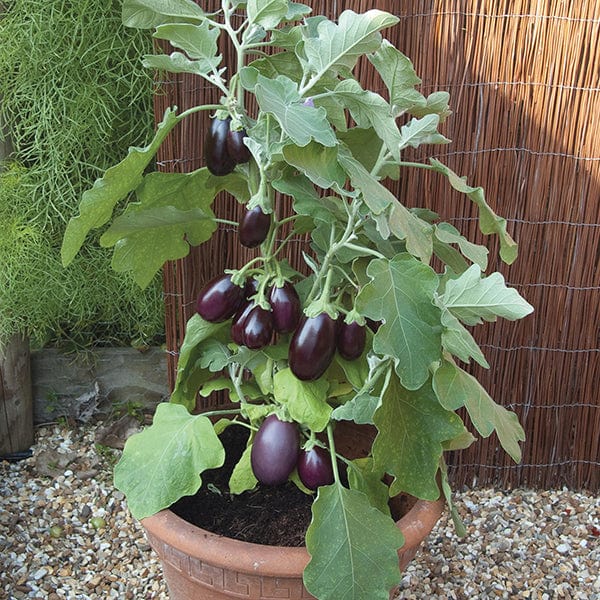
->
[156,1,600,492]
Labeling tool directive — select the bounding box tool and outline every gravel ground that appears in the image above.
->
[1,423,598,599]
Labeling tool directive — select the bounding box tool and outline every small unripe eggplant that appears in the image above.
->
[239,207,271,248]
[337,321,367,361]
[298,446,334,490]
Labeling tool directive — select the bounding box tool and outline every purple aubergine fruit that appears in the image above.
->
[226,127,251,164]
[241,304,273,349]
[251,414,299,486]
[297,446,334,490]
[269,282,301,334]
[337,321,367,361]
[196,274,246,323]
[205,117,236,176]
[231,301,254,345]
[288,313,337,380]
[239,207,271,248]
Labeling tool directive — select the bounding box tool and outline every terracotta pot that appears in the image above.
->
[142,494,443,600]
[141,419,444,599]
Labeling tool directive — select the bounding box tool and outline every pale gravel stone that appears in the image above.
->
[1,423,599,599]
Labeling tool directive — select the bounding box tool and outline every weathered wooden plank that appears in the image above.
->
[0,334,34,455]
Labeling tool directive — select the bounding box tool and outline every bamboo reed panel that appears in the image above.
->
[157,1,600,491]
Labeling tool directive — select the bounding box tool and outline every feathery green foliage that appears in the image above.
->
[0,0,164,347]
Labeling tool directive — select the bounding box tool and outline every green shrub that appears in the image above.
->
[0,0,164,348]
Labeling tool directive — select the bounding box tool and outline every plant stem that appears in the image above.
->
[200,408,243,418]
[326,423,342,485]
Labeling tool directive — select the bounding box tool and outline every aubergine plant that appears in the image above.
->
[62,1,534,598]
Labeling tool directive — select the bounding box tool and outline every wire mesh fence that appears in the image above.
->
[157,1,600,492]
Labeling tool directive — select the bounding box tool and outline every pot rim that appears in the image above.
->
[141,495,445,579]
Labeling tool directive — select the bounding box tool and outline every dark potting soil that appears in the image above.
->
[171,425,313,547]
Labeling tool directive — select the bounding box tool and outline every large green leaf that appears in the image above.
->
[103,206,216,287]
[372,373,464,499]
[122,0,205,29]
[355,255,442,390]
[439,264,534,326]
[61,108,179,266]
[153,21,221,68]
[254,75,337,147]
[435,222,489,270]
[229,444,258,494]
[432,359,525,462]
[113,402,224,519]
[430,159,518,264]
[171,315,230,410]
[301,10,399,79]
[273,368,332,431]
[98,169,232,287]
[304,484,405,600]
[247,0,288,29]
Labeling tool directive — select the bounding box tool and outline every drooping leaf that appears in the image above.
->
[114,402,224,519]
[439,264,534,326]
[440,309,490,368]
[254,75,337,147]
[431,359,525,462]
[142,51,222,78]
[301,10,399,79]
[273,368,332,431]
[122,0,205,29]
[347,457,391,516]
[430,159,518,264]
[372,373,464,499]
[435,222,488,270]
[171,315,230,410]
[61,108,179,266]
[439,458,467,537]
[355,255,442,390]
[229,444,258,494]
[331,79,402,161]
[332,392,380,425]
[304,483,404,600]
[368,40,425,117]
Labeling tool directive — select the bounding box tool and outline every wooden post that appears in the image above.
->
[0,85,33,456]
[0,334,33,455]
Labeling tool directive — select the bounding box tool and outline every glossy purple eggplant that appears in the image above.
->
[297,446,334,490]
[269,282,301,334]
[231,301,254,345]
[251,414,299,486]
[195,274,246,323]
[288,313,337,381]
[239,207,271,248]
[242,304,273,349]
[226,127,251,164]
[337,321,367,361]
[205,117,236,176]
